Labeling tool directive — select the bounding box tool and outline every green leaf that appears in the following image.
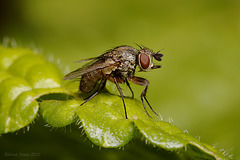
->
[75,93,228,159]
[0,46,70,134]
[40,100,79,127]
[76,94,136,148]
[134,120,187,150]
[0,47,33,70]
[0,46,229,159]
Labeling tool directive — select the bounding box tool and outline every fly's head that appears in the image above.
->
[137,47,163,71]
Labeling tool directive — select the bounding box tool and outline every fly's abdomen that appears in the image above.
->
[80,70,103,92]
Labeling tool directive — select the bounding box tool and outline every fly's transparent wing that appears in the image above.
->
[73,57,100,63]
[63,57,118,80]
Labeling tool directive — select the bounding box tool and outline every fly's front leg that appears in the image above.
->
[128,76,158,118]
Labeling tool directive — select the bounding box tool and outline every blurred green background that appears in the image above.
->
[0,0,239,159]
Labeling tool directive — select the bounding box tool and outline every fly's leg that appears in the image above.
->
[126,79,134,98]
[114,77,128,119]
[80,77,107,106]
[105,75,128,119]
[128,76,158,118]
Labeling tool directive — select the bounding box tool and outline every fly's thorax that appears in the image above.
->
[114,47,137,72]
[103,46,138,77]
[116,53,136,79]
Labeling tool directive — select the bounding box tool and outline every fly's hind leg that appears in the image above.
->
[80,77,107,106]
[128,76,158,118]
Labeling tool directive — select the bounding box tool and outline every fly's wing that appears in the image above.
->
[63,57,118,80]
[73,57,100,63]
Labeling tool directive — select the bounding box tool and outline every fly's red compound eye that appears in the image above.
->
[140,53,150,69]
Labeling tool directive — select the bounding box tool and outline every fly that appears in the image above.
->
[63,45,163,119]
